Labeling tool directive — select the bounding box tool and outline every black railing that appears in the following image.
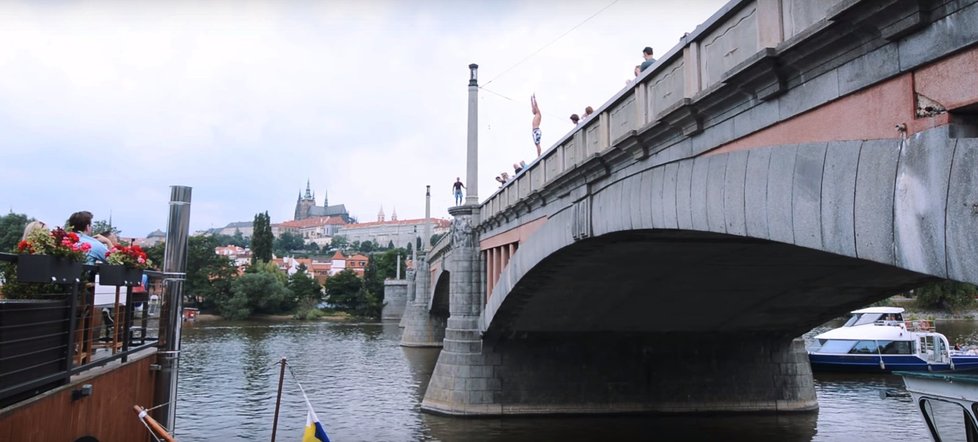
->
[0,252,163,407]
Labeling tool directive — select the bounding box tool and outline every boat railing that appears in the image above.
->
[871,319,934,332]
[0,252,176,408]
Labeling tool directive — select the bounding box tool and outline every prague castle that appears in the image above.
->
[294,180,352,223]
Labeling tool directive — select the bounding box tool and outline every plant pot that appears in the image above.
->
[15,254,83,284]
[98,264,144,287]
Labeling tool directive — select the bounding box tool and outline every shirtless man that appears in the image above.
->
[531,94,542,157]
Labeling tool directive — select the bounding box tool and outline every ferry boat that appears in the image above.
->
[808,307,978,373]
[897,371,978,440]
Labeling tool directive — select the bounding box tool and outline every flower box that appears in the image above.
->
[15,254,83,284]
[98,264,143,287]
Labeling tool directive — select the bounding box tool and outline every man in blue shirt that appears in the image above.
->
[639,46,656,72]
[67,210,109,264]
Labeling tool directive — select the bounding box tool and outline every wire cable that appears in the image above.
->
[483,0,620,87]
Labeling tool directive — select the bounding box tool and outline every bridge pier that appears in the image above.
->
[422,332,816,415]
[400,250,446,347]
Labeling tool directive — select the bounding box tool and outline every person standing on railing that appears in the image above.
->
[531,94,542,157]
[452,177,465,205]
[67,211,108,264]
[640,46,656,72]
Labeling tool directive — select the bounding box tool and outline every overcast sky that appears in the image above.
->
[0,0,727,238]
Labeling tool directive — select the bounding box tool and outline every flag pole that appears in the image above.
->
[271,357,287,442]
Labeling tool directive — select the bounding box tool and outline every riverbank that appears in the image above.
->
[193,312,356,322]
[887,296,978,321]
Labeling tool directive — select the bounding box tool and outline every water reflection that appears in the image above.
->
[175,318,975,441]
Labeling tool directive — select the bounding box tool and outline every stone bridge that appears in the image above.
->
[400,0,978,416]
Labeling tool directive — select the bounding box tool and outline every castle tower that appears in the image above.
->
[294,178,317,221]
[378,206,386,222]
[391,207,398,221]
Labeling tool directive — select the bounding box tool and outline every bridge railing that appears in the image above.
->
[481,0,848,221]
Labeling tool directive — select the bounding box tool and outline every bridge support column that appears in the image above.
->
[399,251,446,347]
[422,205,494,413]
[423,331,816,415]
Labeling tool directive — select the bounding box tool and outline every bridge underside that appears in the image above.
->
[491,230,934,337]
[421,231,934,416]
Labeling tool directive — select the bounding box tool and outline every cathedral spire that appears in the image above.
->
[378,206,385,222]
[391,206,398,221]
[304,179,312,199]
[323,188,329,207]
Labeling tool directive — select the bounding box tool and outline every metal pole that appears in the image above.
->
[154,185,192,432]
[424,185,431,251]
[396,255,401,280]
[270,357,287,442]
[465,64,479,205]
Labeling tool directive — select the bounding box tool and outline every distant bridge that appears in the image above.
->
[400,0,978,416]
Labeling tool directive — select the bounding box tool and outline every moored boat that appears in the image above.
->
[897,371,978,440]
[808,307,978,373]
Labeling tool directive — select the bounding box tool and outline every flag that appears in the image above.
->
[302,401,330,442]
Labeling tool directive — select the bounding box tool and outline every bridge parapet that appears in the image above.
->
[480,0,973,229]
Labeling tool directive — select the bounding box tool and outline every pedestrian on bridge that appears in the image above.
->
[453,177,465,205]
[531,94,542,157]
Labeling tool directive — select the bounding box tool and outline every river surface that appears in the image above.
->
[172,319,978,441]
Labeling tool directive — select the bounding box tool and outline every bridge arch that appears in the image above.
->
[428,268,451,317]
[483,133,978,334]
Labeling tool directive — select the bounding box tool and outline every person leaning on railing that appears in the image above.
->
[66,211,108,264]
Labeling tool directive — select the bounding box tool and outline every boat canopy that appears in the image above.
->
[850,307,905,314]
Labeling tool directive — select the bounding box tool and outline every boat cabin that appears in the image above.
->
[842,306,905,327]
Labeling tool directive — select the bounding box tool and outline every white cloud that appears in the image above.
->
[0,0,726,237]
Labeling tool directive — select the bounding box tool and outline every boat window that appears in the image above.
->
[817,340,857,353]
[843,314,860,327]
[846,340,878,354]
[852,313,882,326]
[920,398,978,442]
[878,340,913,354]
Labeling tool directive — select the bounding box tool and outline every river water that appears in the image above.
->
[172,318,978,441]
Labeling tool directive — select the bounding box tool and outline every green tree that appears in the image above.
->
[0,212,30,252]
[224,270,291,319]
[386,240,395,250]
[430,232,445,247]
[303,242,321,254]
[145,236,238,312]
[289,267,323,319]
[330,235,348,252]
[324,269,375,315]
[274,231,305,256]
[251,211,273,264]
[92,219,121,236]
[915,280,978,311]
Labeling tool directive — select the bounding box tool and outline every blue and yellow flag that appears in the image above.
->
[302,400,330,442]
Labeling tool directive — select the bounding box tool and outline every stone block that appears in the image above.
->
[946,139,978,285]
[732,99,779,144]
[723,151,749,236]
[767,146,798,244]
[662,162,680,229]
[778,69,839,121]
[792,142,827,249]
[637,169,654,230]
[627,173,643,231]
[706,155,728,233]
[676,160,695,229]
[894,130,954,278]
[899,1,978,71]
[837,41,899,96]
[691,157,711,230]
[821,140,861,257]
[650,166,666,228]
[692,116,736,156]
[745,148,772,238]
[855,139,900,265]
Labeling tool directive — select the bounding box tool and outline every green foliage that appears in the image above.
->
[288,267,322,308]
[430,232,445,247]
[330,235,348,251]
[274,231,305,256]
[304,242,321,253]
[146,236,239,312]
[223,271,291,320]
[210,230,248,247]
[914,280,978,311]
[251,212,273,264]
[92,219,121,236]
[0,212,30,252]
[324,269,380,317]
[0,262,68,299]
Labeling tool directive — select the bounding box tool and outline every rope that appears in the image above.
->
[483,0,620,87]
